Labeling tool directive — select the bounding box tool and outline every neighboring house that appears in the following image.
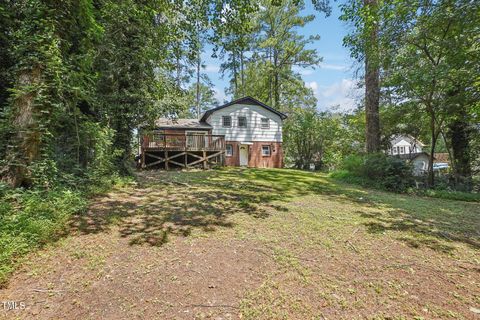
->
[140,96,286,169]
[396,152,431,176]
[388,135,431,175]
[388,135,424,155]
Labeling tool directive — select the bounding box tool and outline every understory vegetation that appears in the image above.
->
[332,153,415,192]
[1,168,478,319]
[0,187,86,286]
[330,153,480,202]
[0,175,133,286]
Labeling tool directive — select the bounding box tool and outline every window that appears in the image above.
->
[393,146,397,154]
[222,116,232,127]
[226,144,233,157]
[238,116,247,128]
[399,146,405,154]
[261,118,270,129]
[262,145,271,156]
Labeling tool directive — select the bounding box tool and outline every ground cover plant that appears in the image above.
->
[1,168,478,319]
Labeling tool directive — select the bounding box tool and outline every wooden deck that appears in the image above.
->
[141,133,225,169]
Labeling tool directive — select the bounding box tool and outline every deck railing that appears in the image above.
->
[142,133,225,151]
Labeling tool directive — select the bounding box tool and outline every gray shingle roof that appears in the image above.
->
[154,118,212,130]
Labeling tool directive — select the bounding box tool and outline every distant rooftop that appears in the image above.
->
[390,134,425,147]
[154,118,212,130]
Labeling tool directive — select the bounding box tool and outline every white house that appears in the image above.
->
[388,135,424,155]
[200,97,286,168]
[387,135,430,175]
[141,96,287,169]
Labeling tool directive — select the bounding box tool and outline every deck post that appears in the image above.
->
[142,133,225,170]
[203,151,207,170]
[165,151,169,170]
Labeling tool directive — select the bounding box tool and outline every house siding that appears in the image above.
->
[206,104,283,142]
[224,141,283,168]
[389,135,424,155]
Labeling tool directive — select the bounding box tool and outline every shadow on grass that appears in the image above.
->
[71,169,300,246]
[355,191,480,252]
[71,168,480,251]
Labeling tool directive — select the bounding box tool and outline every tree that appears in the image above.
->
[341,0,383,153]
[0,0,100,187]
[183,83,219,117]
[95,0,170,174]
[218,0,323,113]
[384,0,479,187]
[284,107,353,170]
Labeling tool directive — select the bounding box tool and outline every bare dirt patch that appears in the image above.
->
[0,231,272,319]
[1,168,479,319]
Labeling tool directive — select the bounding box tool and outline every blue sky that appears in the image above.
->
[202,1,361,112]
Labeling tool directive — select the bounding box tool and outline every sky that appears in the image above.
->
[201,1,362,113]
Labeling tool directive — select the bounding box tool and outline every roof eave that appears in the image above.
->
[200,96,287,121]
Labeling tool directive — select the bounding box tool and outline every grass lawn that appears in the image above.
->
[0,168,479,319]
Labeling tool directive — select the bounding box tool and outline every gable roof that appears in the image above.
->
[154,118,212,130]
[390,134,425,147]
[200,96,287,122]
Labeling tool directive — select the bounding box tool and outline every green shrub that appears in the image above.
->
[341,155,364,175]
[334,153,415,192]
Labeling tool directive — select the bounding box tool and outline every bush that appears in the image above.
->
[333,153,415,192]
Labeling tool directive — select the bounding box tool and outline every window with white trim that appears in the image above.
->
[226,144,233,157]
[238,116,247,128]
[222,116,232,127]
[261,118,270,129]
[262,145,271,156]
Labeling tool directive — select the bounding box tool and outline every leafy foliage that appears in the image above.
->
[334,153,415,192]
[0,187,87,286]
[284,108,357,170]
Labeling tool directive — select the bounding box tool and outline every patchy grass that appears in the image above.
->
[0,189,87,286]
[1,168,479,319]
[0,176,134,287]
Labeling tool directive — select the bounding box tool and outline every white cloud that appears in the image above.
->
[204,64,220,73]
[309,79,363,113]
[213,87,227,104]
[319,63,348,71]
[306,81,318,92]
[292,66,316,76]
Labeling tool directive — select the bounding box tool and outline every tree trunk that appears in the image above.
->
[112,115,133,176]
[427,111,436,187]
[364,0,381,153]
[449,116,472,190]
[273,49,280,110]
[196,51,201,119]
[2,68,42,187]
[232,50,238,96]
[175,45,181,88]
[268,47,273,105]
[240,48,245,96]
